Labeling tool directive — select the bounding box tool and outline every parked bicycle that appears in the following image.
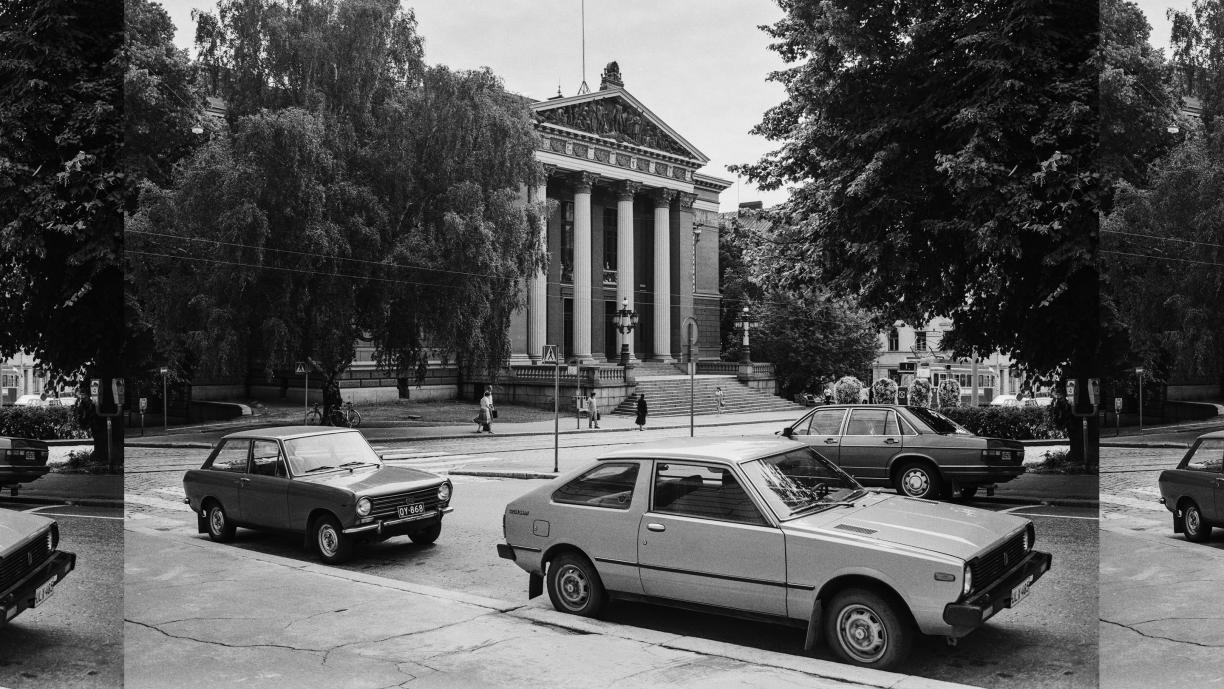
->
[304,401,362,427]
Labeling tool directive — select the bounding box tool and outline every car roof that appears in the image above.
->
[597,437,805,465]
[219,426,360,442]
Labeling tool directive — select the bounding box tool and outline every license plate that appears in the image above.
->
[33,580,55,607]
[1010,575,1033,607]
[397,503,425,519]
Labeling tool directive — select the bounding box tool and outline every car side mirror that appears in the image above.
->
[781,427,793,438]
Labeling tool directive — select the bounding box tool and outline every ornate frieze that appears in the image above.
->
[572,143,588,158]
[594,148,611,164]
[537,97,690,157]
[615,153,630,167]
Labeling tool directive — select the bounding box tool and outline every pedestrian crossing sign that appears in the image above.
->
[295,361,307,374]
[542,345,558,365]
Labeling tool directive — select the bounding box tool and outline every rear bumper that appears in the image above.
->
[0,466,50,485]
[1,550,76,627]
[943,550,1051,629]
[942,465,1025,485]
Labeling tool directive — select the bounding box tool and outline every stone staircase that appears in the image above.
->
[611,371,804,418]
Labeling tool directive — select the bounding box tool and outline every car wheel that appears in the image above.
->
[824,588,912,670]
[1183,502,1212,543]
[957,485,979,500]
[409,522,441,545]
[546,552,607,617]
[313,514,354,564]
[895,461,942,500]
[205,501,236,543]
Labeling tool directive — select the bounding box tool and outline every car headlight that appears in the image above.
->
[438,482,452,502]
[356,497,371,516]
[962,565,974,597]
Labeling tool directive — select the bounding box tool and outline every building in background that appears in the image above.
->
[870,319,1028,406]
[0,352,50,405]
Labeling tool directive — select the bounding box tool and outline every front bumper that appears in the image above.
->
[943,549,1051,629]
[1,550,76,627]
[342,506,453,536]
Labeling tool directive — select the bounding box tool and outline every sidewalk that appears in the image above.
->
[124,520,978,689]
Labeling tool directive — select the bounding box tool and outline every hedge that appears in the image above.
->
[937,406,1065,441]
[0,406,90,440]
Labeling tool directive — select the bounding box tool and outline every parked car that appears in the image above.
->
[12,394,44,407]
[779,404,1025,500]
[497,437,1051,671]
[44,396,78,408]
[0,436,51,496]
[989,395,1051,409]
[183,427,453,564]
[1158,431,1224,542]
[0,507,75,627]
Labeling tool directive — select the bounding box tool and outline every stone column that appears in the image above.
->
[615,181,640,362]
[572,172,598,362]
[652,188,676,361]
[526,174,549,363]
[678,191,697,361]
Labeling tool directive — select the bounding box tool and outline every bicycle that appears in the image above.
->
[304,402,324,426]
[329,401,362,428]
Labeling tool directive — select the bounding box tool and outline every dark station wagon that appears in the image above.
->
[183,427,453,563]
[781,405,1025,500]
[1159,431,1224,543]
[0,437,52,497]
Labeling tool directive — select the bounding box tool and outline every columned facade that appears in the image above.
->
[510,63,730,366]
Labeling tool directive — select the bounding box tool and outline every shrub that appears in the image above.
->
[871,378,898,404]
[937,406,1064,440]
[908,378,932,407]
[937,379,961,408]
[0,406,90,440]
[833,376,864,404]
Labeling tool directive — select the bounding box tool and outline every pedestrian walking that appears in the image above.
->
[635,393,647,431]
[475,388,495,433]
[586,392,600,429]
[714,386,725,415]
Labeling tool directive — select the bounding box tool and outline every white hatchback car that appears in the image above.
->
[498,437,1051,670]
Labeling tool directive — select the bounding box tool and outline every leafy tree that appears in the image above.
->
[130,0,545,418]
[0,0,124,462]
[833,376,864,404]
[736,0,1097,373]
[871,378,898,404]
[937,378,962,408]
[1170,0,1224,128]
[737,0,1099,461]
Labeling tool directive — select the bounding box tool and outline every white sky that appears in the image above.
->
[1134,0,1194,54]
[156,0,792,212]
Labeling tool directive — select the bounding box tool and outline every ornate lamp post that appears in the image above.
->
[612,297,639,366]
[733,305,757,364]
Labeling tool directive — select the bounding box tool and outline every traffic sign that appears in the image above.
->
[1114,397,1122,413]
[90,379,101,405]
[295,361,307,374]
[139,397,148,413]
[542,345,559,365]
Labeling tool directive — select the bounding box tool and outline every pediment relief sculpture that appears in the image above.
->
[537,98,690,158]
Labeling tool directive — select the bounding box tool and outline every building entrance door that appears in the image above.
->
[605,300,618,361]
[563,299,573,361]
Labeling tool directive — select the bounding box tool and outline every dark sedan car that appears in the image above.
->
[0,437,51,497]
[1158,431,1223,543]
[1,507,75,627]
[780,405,1024,500]
[183,427,453,563]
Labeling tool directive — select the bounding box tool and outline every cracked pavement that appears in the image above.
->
[124,517,976,689]
[1099,446,1224,688]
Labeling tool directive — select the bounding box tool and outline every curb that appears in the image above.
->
[1099,442,1190,449]
[2,495,123,508]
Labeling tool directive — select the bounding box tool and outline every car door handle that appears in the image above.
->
[646,523,666,532]
[883,438,898,445]
[824,438,838,444]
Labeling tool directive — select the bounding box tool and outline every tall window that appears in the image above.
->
[560,201,574,283]
[887,328,899,351]
[602,207,617,284]
[914,331,927,352]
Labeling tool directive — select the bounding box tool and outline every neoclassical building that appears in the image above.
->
[509,63,729,366]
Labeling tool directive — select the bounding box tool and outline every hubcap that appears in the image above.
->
[210,508,224,534]
[557,564,589,609]
[318,524,338,556]
[903,469,929,496]
[1187,508,1200,534]
[837,604,888,662]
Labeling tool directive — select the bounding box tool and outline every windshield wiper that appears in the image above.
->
[304,465,337,473]
[338,461,376,468]
[787,500,858,518]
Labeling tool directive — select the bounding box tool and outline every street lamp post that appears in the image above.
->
[612,297,639,367]
[733,306,756,364]
[159,366,169,432]
[1136,367,1145,431]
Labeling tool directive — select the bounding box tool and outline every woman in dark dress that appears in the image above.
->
[635,393,647,431]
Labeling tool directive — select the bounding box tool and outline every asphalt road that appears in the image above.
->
[0,503,123,689]
[125,435,1099,689]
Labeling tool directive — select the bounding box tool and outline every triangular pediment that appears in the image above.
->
[533,89,708,164]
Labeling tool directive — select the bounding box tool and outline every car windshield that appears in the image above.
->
[905,407,972,435]
[284,432,382,475]
[740,447,865,519]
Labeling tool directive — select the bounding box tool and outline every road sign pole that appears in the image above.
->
[690,359,695,438]
[553,360,559,473]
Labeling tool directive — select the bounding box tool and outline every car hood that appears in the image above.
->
[786,493,1027,560]
[294,464,443,495]
[0,508,53,552]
